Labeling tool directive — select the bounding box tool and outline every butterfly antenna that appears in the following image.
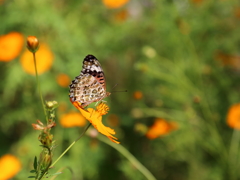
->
[111,90,128,93]
[111,83,127,93]
[111,83,118,90]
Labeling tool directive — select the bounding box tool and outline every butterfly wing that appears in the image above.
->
[69,55,110,107]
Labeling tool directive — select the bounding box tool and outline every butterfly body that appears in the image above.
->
[69,55,110,108]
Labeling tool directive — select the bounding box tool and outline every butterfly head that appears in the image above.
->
[106,92,111,97]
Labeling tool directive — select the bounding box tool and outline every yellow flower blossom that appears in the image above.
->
[20,43,54,75]
[0,154,21,180]
[60,112,86,128]
[71,99,119,144]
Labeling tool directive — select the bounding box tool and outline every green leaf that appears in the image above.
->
[28,176,36,178]
[33,156,38,170]
[29,169,36,173]
[49,172,62,176]
[45,172,62,178]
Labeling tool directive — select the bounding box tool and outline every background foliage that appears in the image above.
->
[1,0,240,179]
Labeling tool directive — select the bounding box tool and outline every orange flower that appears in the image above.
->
[133,91,143,100]
[234,7,240,19]
[146,118,178,139]
[0,32,24,62]
[215,51,240,70]
[227,103,240,130]
[58,102,67,112]
[60,112,86,128]
[57,73,71,87]
[114,9,128,22]
[191,0,203,4]
[71,99,119,144]
[102,0,129,9]
[20,43,54,75]
[107,114,119,127]
[0,154,21,179]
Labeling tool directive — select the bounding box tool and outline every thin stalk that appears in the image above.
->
[37,147,52,180]
[228,129,240,180]
[184,34,229,160]
[50,123,92,168]
[98,135,157,180]
[38,123,91,180]
[32,52,48,122]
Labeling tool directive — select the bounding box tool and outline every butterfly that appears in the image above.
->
[69,55,111,108]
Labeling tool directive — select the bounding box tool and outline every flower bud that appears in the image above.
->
[27,36,39,53]
[46,101,58,109]
[38,131,53,147]
[39,152,52,170]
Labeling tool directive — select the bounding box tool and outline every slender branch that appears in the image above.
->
[228,129,240,180]
[98,136,157,180]
[32,52,48,122]
[50,123,92,168]
[37,147,52,180]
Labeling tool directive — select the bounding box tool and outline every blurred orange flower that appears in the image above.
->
[102,0,129,9]
[191,0,203,4]
[114,9,128,22]
[0,32,24,62]
[58,102,67,112]
[227,103,240,130]
[107,114,119,127]
[71,99,119,144]
[20,43,54,75]
[57,73,71,87]
[0,154,21,180]
[133,91,143,100]
[215,51,240,71]
[146,118,178,139]
[60,112,86,128]
[234,7,240,19]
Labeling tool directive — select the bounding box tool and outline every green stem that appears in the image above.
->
[38,123,91,180]
[228,129,240,180]
[37,147,52,180]
[32,52,48,122]
[50,123,92,168]
[98,136,157,180]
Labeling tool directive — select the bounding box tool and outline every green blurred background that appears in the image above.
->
[1,0,240,179]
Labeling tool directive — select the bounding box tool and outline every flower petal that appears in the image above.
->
[76,102,119,144]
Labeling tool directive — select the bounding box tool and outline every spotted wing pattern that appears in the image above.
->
[69,55,110,108]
